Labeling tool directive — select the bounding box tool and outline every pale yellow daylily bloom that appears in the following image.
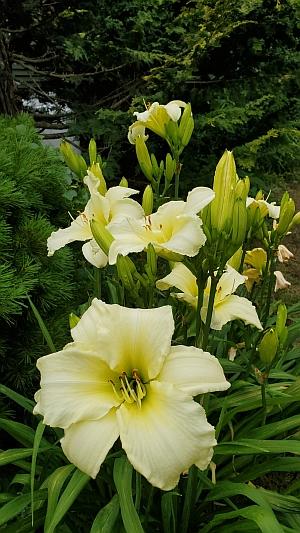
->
[274,270,291,292]
[47,171,144,267]
[157,264,262,331]
[243,248,267,291]
[34,300,230,491]
[108,187,214,264]
[128,100,187,143]
[246,197,280,219]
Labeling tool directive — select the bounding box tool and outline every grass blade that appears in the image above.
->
[113,456,144,533]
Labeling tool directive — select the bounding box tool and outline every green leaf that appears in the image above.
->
[113,456,144,533]
[31,421,45,527]
[0,418,36,447]
[27,295,56,352]
[90,494,120,533]
[41,464,75,531]
[45,468,90,533]
[161,492,179,533]
[201,505,284,533]
[0,491,46,527]
[0,385,34,412]
[0,448,36,466]
[246,415,300,439]
[214,439,300,455]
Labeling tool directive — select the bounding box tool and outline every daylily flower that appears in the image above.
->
[246,197,280,219]
[157,264,262,331]
[277,244,294,263]
[128,100,186,143]
[243,248,267,291]
[34,300,230,491]
[274,270,291,292]
[108,187,214,264]
[47,172,144,267]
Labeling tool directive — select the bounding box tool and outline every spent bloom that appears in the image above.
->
[243,247,267,291]
[47,171,143,267]
[274,271,291,292]
[277,244,294,263]
[34,300,230,490]
[108,187,214,264]
[157,264,262,331]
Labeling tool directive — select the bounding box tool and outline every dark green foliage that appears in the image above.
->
[0,114,90,394]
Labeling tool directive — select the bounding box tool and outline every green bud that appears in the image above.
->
[146,243,157,278]
[142,185,154,216]
[60,141,87,177]
[178,103,194,148]
[150,153,160,178]
[88,138,97,165]
[255,190,264,201]
[210,150,238,233]
[277,198,295,236]
[90,219,114,255]
[119,177,129,187]
[89,162,107,195]
[165,153,176,183]
[235,178,249,201]
[135,135,153,182]
[258,328,279,366]
[288,211,300,231]
[116,255,135,292]
[69,312,80,329]
[280,191,290,211]
[275,303,287,344]
[165,120,179,145]
[231,197,247,247]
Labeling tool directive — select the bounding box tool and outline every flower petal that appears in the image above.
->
[205,294,262,330]
[34,346,120,428]
[156,263,197,296]
[61,410,119,478]
[216,265,246,301]
[109,198,145,223]
[185,187,215,215]
[82,239,108,268]
[163,214,206,257]
[105,186,139,203]
[71,299,174,381]
[108,218,147,264]
[117,381,216,490]
[159,345,230,395]
[47,215,91,256]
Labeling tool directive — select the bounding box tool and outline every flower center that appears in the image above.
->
[110,369,146,408]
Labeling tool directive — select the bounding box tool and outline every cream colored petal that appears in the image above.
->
[216,265,246,301]
[164,101,183,121]
[128,123,148,144]
[170,291,198,308]
[159,345,230,395]
[34,346,120,428]
[72,299,174,381]
[156,263,197,297]
[117,381,216,491]
[105,186,139,203]
[82,239,108,268]
[163,215,206,257]
[109,198,144,223]
[84,171,101,194]
[47,215,91,256]
[265,200,280,219]
[61,410,119,478]
[185,187,215,215]
[108,218,147,263]
[209,294,262,330]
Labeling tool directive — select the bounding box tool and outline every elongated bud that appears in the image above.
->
[288,211,300,231]
[116,255,135,292]
[135,135,153,182]
[90,219,114,255]
[275,303,287,344]
[210,150,237,233]
[88,139,97,165]
[235,178,249,201]
[255,190,264,201]
[60,141,87,177]
[165,153,176,183]
[150,153,160,179]
[231,198,247,246]
[277,198,295,236]
[89,163,107,195]
[146,243,157,278]
[142,185,154,216]
[165,120,179,145]
[69,312,80,329]
[119,177,128,187]
[258,328,278,366]
[178,103,194,148]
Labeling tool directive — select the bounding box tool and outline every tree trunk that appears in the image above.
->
[0,32,19,115]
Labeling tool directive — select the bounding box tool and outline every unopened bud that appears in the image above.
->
[258,328,278,366]
[90,219,114,255]
[210,150,237,233]
[288,211,300,231]
[89,163,107,195]
[275,303,287,343]
[165,153,176,183]
[165,119,179,145]
[277,198,295,235]
[116,255,135,291]
[231,198,247,246]
[119,177,129,187]
[135,135,153,182]
[69,312,80,329]
[235,178,249,201]
[178,103,194,148]
[146,243,157,278]
[142,185,154,216]
[88,139,97,165]
[60,141,87,177]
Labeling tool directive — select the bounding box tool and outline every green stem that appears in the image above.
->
[202,273,219,351]
[261,380,267,425]
[94,267,101,299]
[181,465,197,533]
[174,160,182,200]
[195,276,206,348]
[262,245,276,325]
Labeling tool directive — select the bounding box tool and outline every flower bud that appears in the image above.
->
[178,103,194,148]
[90,219,114,255]
[116,255,136,292]
[210,150,237,233]
[235,178,249,201]
[119,177,129,187]
[165,153,176,184]
[69,312,80,329]
[60,141,87,177]
[277,198,295,235]
[165,119,179,145]
[275,303,287,341]
[288,211,300,231]
[88,139,97,165]
[231,197,247,247]
[135,135,153,182]
[258,328,278,366]
[89,163,107,195]
[142,185,154,216]
[150,153,160,179]
[146,243,157,278]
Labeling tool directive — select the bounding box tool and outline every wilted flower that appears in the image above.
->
[47,172,143,267]
[34,300,230,491]
[157,264,262,331]
[274,271,291,292]
[277,244,294,263]
[108,187,215,264]
[243,248,267,291]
